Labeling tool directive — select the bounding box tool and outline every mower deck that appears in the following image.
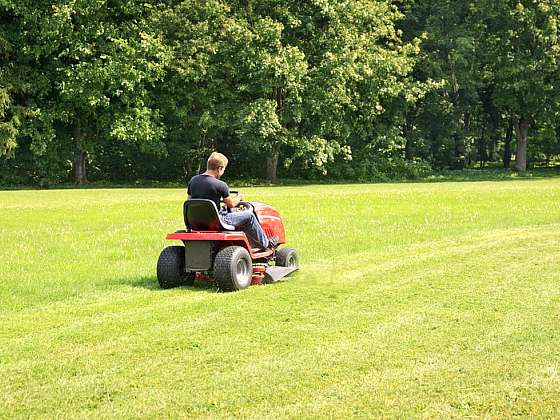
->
[264,266,298,283]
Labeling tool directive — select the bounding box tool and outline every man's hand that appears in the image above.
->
[224,191,245,208]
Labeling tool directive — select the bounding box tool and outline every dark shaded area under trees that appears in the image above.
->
[1,0,559,187]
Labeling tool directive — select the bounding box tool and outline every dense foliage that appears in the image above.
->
[1,0,559,186]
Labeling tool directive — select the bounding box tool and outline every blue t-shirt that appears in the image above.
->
[187,174,230,209]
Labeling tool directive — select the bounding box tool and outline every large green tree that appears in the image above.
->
[472,0,560,171]
[1,0,170,184]
[0,2,23,159]
[399,0,486,169]
[159,0,424,182]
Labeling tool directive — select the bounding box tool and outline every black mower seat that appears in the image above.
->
[183,199,235,231]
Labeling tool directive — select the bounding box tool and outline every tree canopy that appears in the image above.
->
[1,0,559,186]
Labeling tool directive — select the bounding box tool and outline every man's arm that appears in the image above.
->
[223,192,244,208]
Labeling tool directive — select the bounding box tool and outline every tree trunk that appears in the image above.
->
[196,136,207,175]
[73,120,87,185]
[512,114,529,172]
[404,112,414,161]
[503,120,513,168]
[478,122,486,168]
[453,133,465,169]
[488,130,498,163]
[404,136,413,161]
[266,151,279,184]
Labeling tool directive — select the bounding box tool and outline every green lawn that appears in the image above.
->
[1,180,560,418]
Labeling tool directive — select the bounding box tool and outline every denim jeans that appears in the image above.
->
[220,209,269,249]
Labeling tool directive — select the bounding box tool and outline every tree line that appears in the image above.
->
[1,0,559,186]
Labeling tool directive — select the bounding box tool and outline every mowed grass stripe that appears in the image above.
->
[1,220,559,418]
[1,223,556,340]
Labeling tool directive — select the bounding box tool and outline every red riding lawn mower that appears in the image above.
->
[157,194,299,292]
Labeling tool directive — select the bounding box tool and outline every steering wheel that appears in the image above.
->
[234,201,253,212]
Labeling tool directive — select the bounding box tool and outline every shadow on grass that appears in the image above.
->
[119,274,290,292]
[121,275,218,292]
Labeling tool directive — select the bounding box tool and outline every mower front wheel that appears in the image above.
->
[276,248,299,269]
[157,246,195,289]
[214,246,253,292]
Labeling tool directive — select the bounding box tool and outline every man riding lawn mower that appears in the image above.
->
[156,152,299,292]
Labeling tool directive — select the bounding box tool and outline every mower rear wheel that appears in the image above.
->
[276,248,299,269]
[157,246,195,289]
[214,246,253,292]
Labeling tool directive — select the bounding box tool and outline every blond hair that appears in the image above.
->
[207,152,228,170]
